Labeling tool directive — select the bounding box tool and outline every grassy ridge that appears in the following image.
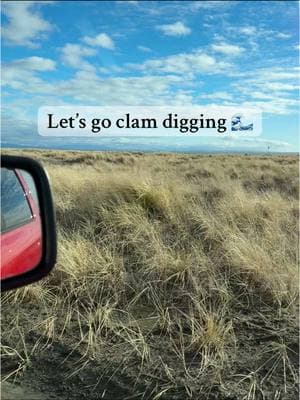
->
[1,150,299,399]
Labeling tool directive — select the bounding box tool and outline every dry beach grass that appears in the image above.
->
[1,149,299,399]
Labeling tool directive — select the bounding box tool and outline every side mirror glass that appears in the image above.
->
[1,156,56,291]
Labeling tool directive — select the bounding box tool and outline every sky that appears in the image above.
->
[1,0,299,153]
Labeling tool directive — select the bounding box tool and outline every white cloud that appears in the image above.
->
[261,82,298,91]
[4,66,196,109]
[243,66,299,82]
[229,25,292,46]
[241,98,298,115]
[137,45,152,52]
[238,26,256,36]
[247,91,275,100]
[61,44,97,70]
[98,67,110,74]
[200,92,232,100]
[2,58,194,106]
[4,56,56,72]
[157,21,191,37]
[82,33,115,50]
[2,56,56,92]
[59,71,191,105]
[191,1,236,10]
[115,0,233,18]
[276,32,292,39]
[231,67,299,115]
[1,1,53,47]
[211,42,244,56]
[129,50,231,75]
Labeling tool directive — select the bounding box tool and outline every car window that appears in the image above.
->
[1,168,33,233]
[19,169,39,206]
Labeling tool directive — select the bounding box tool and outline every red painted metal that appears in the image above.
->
[1,170,42,280]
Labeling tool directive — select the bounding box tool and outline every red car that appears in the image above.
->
[1,168,42,280]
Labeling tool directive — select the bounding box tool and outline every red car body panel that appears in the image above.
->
[1,170,42,280]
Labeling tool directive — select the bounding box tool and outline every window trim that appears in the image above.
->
[1,215,35,235]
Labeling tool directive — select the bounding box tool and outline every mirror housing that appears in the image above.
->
[1,155,57,291]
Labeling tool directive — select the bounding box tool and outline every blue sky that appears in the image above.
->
[1,0,299,152]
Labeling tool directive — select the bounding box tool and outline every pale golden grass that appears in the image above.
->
[1,149,299,399]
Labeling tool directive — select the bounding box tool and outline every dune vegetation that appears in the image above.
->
[1,149,299,400]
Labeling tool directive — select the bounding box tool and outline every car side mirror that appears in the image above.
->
[1,155,57,291]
